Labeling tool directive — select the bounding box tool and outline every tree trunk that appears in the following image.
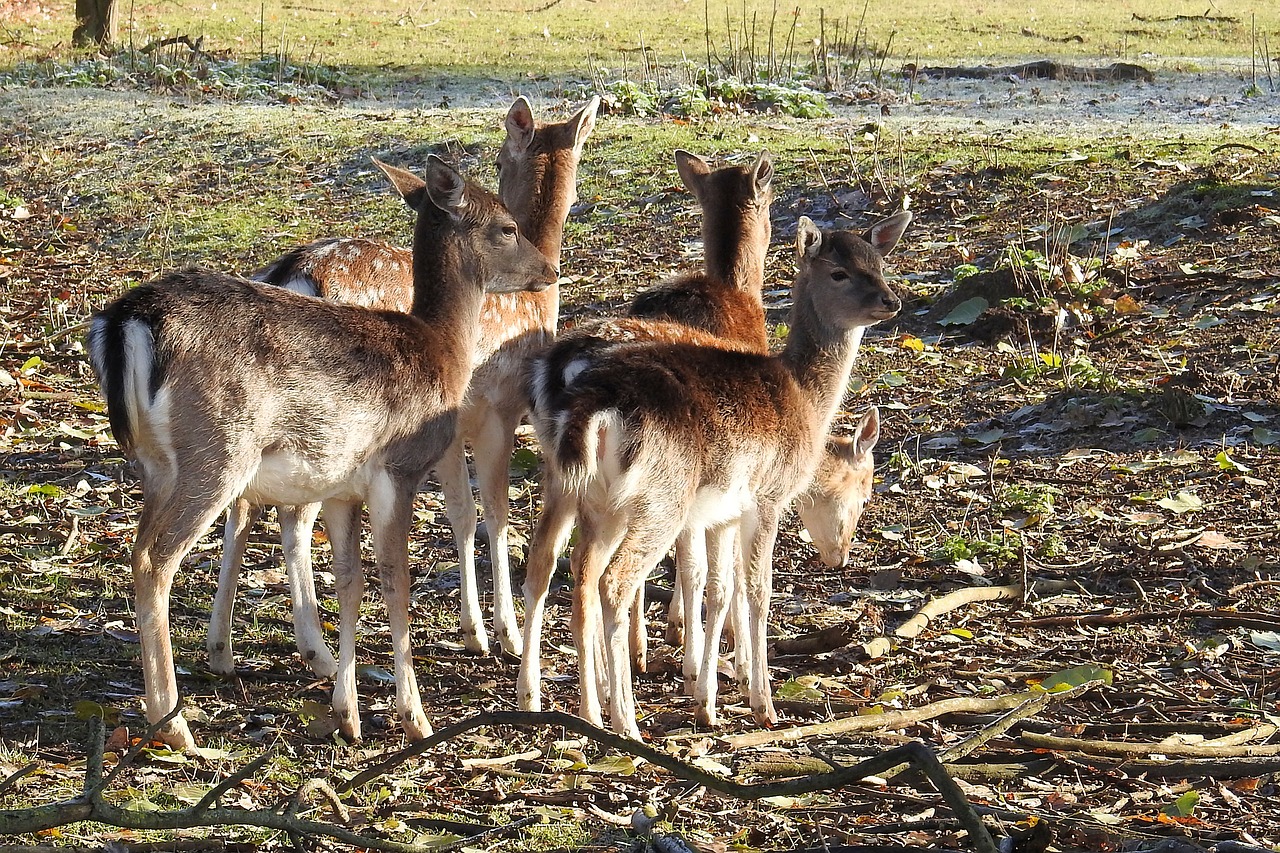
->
[73,0,119,47]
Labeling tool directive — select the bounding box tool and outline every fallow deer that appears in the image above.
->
[519,213,909,738]
[205,97,599,678]
[89,156,557,750]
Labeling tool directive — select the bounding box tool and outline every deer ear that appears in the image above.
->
[865,210,912,258]
[373,157,429,211]
[796,216,823,259]
[853,406,881,457]
[571,96,601,150]
[421,155,468,215]
[751,150,774,200]
[674,149,711,201]
[505,96,537,154]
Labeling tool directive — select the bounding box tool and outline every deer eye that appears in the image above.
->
[502,223,518,239]
[831,269,850,282]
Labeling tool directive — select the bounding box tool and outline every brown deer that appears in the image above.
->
[205,96,598,678]
[519,213,909,737]
[89,156,557,750]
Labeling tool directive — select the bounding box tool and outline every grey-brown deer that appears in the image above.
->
[205,96,598,679]
[519,212,909,737]
[88,156,557,750]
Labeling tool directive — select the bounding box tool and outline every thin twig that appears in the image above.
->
[0,764,39,798]
[90,701,186,797]
[430,815,540,853]
[287,778,348,823]
[194,749,278,814]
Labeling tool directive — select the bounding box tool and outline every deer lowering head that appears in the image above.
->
[795,407,881,568]
[89,156,554,751]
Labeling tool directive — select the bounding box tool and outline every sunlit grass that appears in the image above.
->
[4,0,1275,77]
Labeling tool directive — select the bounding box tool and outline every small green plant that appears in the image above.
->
[996,483,1059,518]
[931,531,1020,568]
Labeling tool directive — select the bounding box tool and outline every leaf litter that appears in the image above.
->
[0,80,1278,851]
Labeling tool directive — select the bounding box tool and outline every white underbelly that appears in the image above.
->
[241,451,373,506]
[687,477,754,529]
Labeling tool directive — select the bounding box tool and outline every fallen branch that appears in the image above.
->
[1021,729,1280,759]
[339,710,1000,853]
[1131,13,1239,23]
[722,690,1046,749]
[137,35,205,54]
[855,579,1080,661]
[894,583,1023,640]
[0,710,500,853]
[772,621,858,656]
[882,684,1071,781]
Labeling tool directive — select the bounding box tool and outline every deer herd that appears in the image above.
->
[87,95,910,751]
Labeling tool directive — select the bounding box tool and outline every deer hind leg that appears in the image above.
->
[571,506,627,730]
[741,508,780,726]
[436,438,487,654]
[135,468,246,752]
[207,497,262,677]
[664,565,685,646]
[324,499,364,741]
[472,402,524,659]
[599,527,677,741]
[368,478,431,740]
[693,523,737,727]
[676,527,708,695]
[517,476,576,712]
[628,582,647,674]
[280,502,336,678]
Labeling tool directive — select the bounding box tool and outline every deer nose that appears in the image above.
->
[882,293,901,311]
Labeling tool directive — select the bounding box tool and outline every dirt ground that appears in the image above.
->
[0,65,1278,852]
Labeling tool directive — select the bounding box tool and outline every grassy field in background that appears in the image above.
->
[3,0,1277,77]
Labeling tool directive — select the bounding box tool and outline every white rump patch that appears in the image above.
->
[280,274,320,298]
[561,357,590,388]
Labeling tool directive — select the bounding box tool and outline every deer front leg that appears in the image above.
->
[742,508,780,726]
[472,403,524,658]
[280,502,337,678]
[693,524,736,727]
[676,527,708,695]
[436,439,487,654]
[207,497,262,677]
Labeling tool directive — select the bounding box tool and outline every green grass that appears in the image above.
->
[4,0,1276,79]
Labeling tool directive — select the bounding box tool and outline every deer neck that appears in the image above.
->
[409,215,485,356]
[703,206,769,294]
[781,293,867,434]
[520,166,574,271]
